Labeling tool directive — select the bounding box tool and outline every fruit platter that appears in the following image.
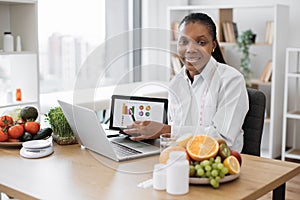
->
[159,134,242,188]
[0,106,52,147]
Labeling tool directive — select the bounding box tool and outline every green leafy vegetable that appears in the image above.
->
[45,107,74,138]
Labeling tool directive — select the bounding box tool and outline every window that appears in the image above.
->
[38,0,105,93]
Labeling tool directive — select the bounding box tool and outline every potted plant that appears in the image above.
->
[45,107,77,145]
[237,29,256,86]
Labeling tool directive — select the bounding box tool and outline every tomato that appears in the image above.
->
[0,115,13,128]
[24,122,40,134]
[8,124,24,139]
[16,119,26,129]
[0,127,8,142]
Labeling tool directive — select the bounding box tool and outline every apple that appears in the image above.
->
[230,149,242,166]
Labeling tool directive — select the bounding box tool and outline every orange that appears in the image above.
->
[223,155,241,175]
[186,135,219,161]
[159,145,189,164]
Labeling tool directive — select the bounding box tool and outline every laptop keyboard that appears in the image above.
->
[111,142,142,157]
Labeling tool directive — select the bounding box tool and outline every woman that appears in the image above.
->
[124,13,249,152]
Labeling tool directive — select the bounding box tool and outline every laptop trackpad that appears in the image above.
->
[110,137,159,153]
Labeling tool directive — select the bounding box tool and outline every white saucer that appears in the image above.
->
[20,145,54,159]
[22,140,51,149]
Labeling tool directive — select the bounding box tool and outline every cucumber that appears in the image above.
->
[32,128,53,140]
[20,132,33,142]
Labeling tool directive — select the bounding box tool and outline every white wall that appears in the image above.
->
[141,0,188,82]
[105,0,130,85]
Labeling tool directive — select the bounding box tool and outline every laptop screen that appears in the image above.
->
[109,95,168,130]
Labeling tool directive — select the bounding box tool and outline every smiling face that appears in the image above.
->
[177,22,216,79]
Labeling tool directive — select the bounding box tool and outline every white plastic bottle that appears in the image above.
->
[16,35,22,52]
[153,163,166,190]
[3,32,14,52]
[166,151,189,195]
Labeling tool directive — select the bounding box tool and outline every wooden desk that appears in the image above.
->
[0,144,299,200]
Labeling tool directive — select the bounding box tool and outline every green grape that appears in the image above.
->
[219,171,225,178]
[195,164,202,170]
[196,168,205,177]
[200,160,210,167]
[211,169,219,177]
[189,165,196,177]
[205,171,211,177]
[221,167,229,175]
[209,157,215,164]
[193,161,200,166]
[205,165,212,172]
[215,176,221,182]
[217,163,224,170]
[212,163,218,169]
[215,156,222,163]
[210,178,220,189]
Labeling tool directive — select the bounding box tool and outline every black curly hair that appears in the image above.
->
[179,13,226,64]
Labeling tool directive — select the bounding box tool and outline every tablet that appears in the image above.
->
[109,95,168,130]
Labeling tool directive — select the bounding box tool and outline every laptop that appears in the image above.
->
[58,96,168,162]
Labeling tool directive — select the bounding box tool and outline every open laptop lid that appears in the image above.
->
[58,100,119,160]
[58,100,160,162]
[109,95,168,130]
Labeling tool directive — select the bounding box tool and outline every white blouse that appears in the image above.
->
[168,57,249,152]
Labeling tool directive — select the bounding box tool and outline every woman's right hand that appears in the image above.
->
[123,120,170,141]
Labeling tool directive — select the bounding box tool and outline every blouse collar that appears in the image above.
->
[182,57,217,86]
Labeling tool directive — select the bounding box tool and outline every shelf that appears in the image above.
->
[0,100,38,109]
[0,0,37,4]
[287,72,300,78]
[282,47,300,161]
[0,51,37,55]
[284,149,300,160]
[170,41,273,47]
[250,79,272,86]
[286,110,300,119]
[219,42,272,47]
[0,0,39,112]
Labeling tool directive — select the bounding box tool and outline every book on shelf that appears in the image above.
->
[265,21,274,44]
[222,21,238,43]
[171,21,179,41]
[222,22,230,42]
[171,55,182,74]
[260,60,272,82]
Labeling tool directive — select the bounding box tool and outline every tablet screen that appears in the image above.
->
[109,95,168,130]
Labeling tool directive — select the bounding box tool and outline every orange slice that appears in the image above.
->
[223,155,241,175]
[186,135,219,161]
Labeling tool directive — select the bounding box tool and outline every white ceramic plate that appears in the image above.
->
[189,173,239,184]
[22,140,51,149]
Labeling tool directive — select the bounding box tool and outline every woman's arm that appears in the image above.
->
[123,121,171,141]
